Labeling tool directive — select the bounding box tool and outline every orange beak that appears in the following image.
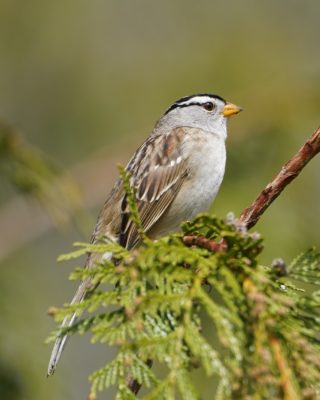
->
[221,102,243,117]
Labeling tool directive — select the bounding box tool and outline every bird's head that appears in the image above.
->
[159,93,242,139]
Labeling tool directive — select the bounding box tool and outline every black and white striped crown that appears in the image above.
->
[165,93,226,115]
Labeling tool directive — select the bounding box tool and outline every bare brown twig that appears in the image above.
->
[239,126,320,229]
[183,236,227,252]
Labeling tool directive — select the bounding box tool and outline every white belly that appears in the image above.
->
[150,132,226,237]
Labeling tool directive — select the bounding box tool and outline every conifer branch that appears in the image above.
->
[239,126,320,228]
[269,335,300,400]
[126,359,153,395]
[127,123,320,395]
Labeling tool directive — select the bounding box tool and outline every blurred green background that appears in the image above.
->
[0,1,319,399]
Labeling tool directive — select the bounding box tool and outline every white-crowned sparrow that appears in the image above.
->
[48,93,242,375]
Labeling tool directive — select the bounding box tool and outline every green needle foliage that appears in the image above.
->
[48,172,320,400]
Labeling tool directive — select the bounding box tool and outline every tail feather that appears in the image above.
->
[48,250,113,376]
[47,277,93,376]
[47,312,78,376]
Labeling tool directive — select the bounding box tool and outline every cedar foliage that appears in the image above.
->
[48,169,320,400]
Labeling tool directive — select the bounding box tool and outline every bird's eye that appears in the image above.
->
[203,102,215,111]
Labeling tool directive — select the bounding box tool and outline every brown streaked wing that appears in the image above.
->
[120,127,189,249]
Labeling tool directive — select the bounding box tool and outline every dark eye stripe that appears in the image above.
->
[164,93,226,115]
[165,101,209,115]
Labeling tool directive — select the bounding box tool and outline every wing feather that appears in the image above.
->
[120,127,188,249]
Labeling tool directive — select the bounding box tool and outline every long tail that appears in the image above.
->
[47,278,91,376]
[47,251,112,376]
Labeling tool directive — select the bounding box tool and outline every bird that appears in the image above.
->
[47,93,242,376]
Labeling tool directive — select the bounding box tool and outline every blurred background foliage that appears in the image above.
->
[0,1,319,399]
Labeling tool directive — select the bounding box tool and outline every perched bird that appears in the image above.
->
[48,93,242,375]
